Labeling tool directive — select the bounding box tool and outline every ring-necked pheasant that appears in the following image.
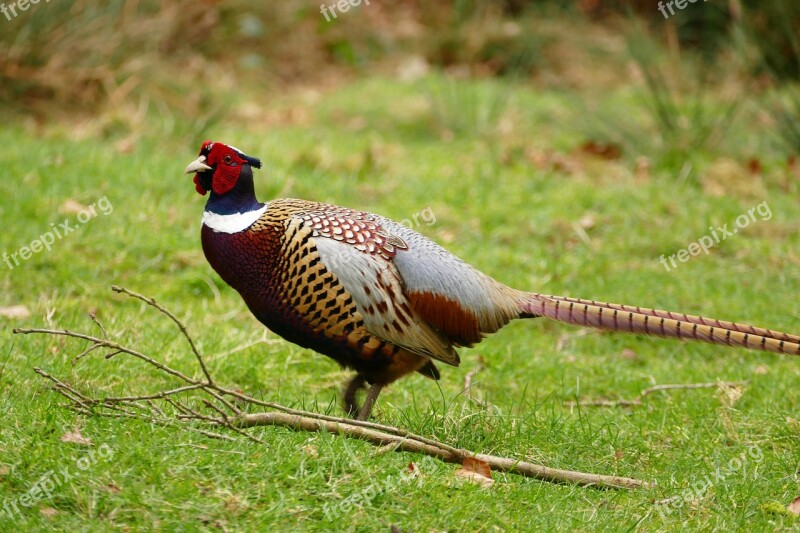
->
[185,140,800,420]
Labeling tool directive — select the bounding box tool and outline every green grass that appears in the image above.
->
[1,76,800,531]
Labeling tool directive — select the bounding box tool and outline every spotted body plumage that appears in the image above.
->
[186,141,800,420]
[202,198,441,386]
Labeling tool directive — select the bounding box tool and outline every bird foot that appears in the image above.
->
[342,375,384,420]
[343,374,366,418]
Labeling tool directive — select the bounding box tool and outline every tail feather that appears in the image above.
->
[522,294,800,356]
[537,294,800,344]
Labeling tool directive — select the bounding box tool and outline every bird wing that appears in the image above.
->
[294,201,519,352]
[314,237,460,366]
[372,216,522,346]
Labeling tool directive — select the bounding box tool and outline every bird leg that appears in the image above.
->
[343,374,366,417]
[356,383,384,421]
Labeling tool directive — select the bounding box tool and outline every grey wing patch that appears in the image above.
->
[375,217,520,334]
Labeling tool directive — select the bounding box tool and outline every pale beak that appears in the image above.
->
[184,155,212,174]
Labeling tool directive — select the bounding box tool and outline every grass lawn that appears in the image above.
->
[1,76,799,531]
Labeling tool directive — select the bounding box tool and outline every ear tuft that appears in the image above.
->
[244,155,262,169]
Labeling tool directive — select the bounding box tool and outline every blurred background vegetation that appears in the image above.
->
[1,0,798,163]
[2,2,800,529]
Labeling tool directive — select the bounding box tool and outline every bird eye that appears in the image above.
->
[223,155,232,164]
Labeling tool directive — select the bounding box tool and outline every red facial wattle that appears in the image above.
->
[193,174,208,196]
[210,151,246,195]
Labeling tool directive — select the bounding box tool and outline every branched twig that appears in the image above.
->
[565,380,751,408]
[15,285,652,490]
[88,312,108,340]
[111,285,214,385]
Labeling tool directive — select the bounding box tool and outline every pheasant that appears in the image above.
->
[185,140,800,420]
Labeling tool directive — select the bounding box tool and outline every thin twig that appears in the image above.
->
[202,400,264,445]
[17,328,199,385]
[99,384,205,404]
[88,312,108,340]
[72,342,104,364]
[463,357,485,399]
[640,381,749,397]
[66,403,237,442]
[565,380,751,408]
[111,285,214,385]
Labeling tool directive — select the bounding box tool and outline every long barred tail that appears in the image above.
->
[522,293,800,356]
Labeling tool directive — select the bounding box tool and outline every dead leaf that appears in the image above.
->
[59,199,87,215]
[106,482,121,494]
[39,507,58,518]
[579,140,622,160]
[455,457,494,487]
[746,157,762,176]
[60,430,93,446]
[0,305,30,319]
[754,365,769,375]
[620,349,638,360]
[407,462,421,478]
[718,383,744,407]
[787,496,800,515]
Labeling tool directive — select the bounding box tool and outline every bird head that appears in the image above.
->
[184,141,262,196]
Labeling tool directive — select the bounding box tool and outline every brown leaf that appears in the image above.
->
[579,140,622,160]
[0,305,30,319]
[787,496,800,515]
[455,457,494,487]
[106,482,121,494]
[718,383,744,407]
[60,430,93,446]
[746,157,762,176]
